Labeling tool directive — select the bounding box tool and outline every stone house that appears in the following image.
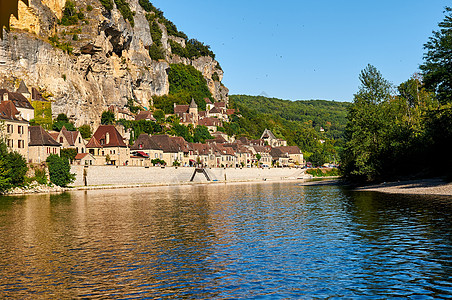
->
[198,117,223,133]
[86,125,129,166]
[135,110,156,121]
[74,153,96,166]
[50,126,86,154]
[28,126,61,163]
[0,100,29,159]
[0,88,34,121]
[270,147,290,167]
[275,146,304,166]
[261,128,287,147]
[252,145,272,166]
[130,133,164,163]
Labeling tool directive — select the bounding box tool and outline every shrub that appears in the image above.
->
[78,124,92,139]
[151,158,166,166]
[46,154,75,187]
[100,0,113,11]
[33,168,48,185]
[114,0,134,27]
[149,44,164,61]
[3,151,27,188]
[60,148,78,163]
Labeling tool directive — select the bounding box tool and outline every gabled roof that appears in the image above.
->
[135,110,156,121]
[29,126,61,147]
[270,147,289,159]
[130,133,160,150]
[0,100,23,121]
[48,131,59,140]
[149,134,188,153]
[253,145,271,153]
[16,80,29,94]
[90,125,127,147]
[208,107,222,114]
[205,98,212,104]
[226,109,236,115]
[174,104,189,115]
[75,153,91,160]
[214,102,226,108]
[86,136,102,148]
[276,146,302,154]
[198,117,222,127]
[60,126,80,146]
[0,89,34,109]
[261,128,276,140]
[31,88,48,102]
[206,136,227,144]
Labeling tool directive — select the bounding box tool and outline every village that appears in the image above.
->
[0,81,305,170]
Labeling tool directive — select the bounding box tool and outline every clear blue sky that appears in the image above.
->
[151,1,449,102]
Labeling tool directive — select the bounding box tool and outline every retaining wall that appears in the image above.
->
[70,165,308,187]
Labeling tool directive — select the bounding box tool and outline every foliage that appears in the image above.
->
[117,119,162,143]
[60,148,78,163]
[114,0,134,26]
[46,154,75,187]
[29,167,47,185]
[193,126,213,143]
[60,0,84,26]
[78,124,92,139]
[99,0,113,11]
[226,95,346,162]
[101,110,115,125]
[3,151,27,188]
[306,168,340,177]
[149,44,164,60]
[151,158,166,166]
[48,35,73,54]
[31,100,52,129]
[126,99,141,114]
[52,115,76,131]
[167,63,213,110]
[153,109,165,121]
[420,7,452,104]
[169,39,215,60]
[139,0,186,39]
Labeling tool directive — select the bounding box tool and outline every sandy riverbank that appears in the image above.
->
[355,178,452,196]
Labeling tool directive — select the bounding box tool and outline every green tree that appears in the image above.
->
[46,154,75,187]
[101,110,115,125]
[153,109,165,121]
[60,148,78,163]
[341,65,394,181]
[420,7,452,104]
[78,124,92,139]
[3,151,27,187]
[193,126,212,143]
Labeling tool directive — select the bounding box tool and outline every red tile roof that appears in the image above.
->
[75,153,90,160]
[135,111,156,121]
[174,104,189,115]
[90,125,127,148]
[0,89,34,109]
[0,100,22,121]
[86,136,102,148]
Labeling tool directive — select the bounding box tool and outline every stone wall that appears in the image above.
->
[70,165,309,187]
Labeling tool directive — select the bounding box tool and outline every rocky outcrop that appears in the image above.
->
[0,0,228,127]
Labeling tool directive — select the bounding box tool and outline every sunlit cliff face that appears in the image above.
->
[0,0,29,39]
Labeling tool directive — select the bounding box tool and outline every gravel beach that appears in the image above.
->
[355,178,452,196]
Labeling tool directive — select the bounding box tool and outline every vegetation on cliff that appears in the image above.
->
[153,63,213,113]
[341,7,452,182]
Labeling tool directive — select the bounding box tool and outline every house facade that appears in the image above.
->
[28,126,61,163]
[86,125,129,166]
[0,100,29,159]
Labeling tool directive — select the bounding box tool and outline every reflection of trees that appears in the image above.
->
[0,0,29,39]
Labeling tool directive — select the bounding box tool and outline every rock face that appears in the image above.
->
[0,0,228,127]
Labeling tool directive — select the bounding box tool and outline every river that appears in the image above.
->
[0,181,451,299]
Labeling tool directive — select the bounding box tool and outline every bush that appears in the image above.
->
[3,151,28,187]
[78,124,92,139]
[151,158,166,166]
[46,154,75,187]
[149,44,164,61]
[100,0,113,11]
[61,148,78,163]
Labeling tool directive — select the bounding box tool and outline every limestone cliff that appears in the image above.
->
[0,0,229,127]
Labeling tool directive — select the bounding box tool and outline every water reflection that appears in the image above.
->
[0,182,450,298]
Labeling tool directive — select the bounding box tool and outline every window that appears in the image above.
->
[18,126,23,134]
[6,124,12,134]
[78,137,81,143]
[6,139,12,147]
[60,137,63,143]
[18,140,24,148]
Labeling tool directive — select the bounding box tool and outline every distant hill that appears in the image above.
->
[229,95,350,142]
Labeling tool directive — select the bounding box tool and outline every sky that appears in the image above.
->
[150,0,450,102]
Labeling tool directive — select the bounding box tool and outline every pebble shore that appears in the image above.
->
[355,178,452,196]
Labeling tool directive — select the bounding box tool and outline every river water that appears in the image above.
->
[0,181,451,299]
